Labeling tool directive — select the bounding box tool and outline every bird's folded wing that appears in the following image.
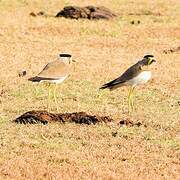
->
[100,63,141,89]
[37,61,69,79]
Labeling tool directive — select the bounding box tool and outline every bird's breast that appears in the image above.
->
[127,71,152,86]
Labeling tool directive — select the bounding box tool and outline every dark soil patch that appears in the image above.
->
[163,46,180,54]
[18,70,27,77]
[14,111,144,127]
[128,11,162,16]
[130,20,141,25]
[29,11,48,17]
[118,119,142,127]
[56,6,116,20]
[14,111,113,125]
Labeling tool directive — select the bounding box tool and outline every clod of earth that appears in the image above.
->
[14,111,113,125]
[0,89,6,97]
[55,6,116,20]
[29,12,36,17]
[130,20,141,25]
[112,131,118,137]
[163,46,180,54]
[18,70,27,77]
[119,119,142,127]
[29,11,48,17]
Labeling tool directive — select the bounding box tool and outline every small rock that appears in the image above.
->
[130,20,141,24]
[18,70,27,77]
[29,12,36,17]
[29,11,47,17]
[121,158,127,161]
[119,119,142,127]
[37,11,45,16]
[112,132,118,137]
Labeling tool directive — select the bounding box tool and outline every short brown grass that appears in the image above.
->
[0,0,179,179]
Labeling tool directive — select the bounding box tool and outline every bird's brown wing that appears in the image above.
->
[37,61,70,79]
[28,61,70,82]
[100,63,142,90]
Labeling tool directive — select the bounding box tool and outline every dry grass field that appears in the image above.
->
[0,0,180,179]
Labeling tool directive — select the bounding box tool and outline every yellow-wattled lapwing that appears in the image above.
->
[29,53,73,112]
[100,55,156,112]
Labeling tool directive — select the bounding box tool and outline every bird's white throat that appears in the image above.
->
[60,57,71,64]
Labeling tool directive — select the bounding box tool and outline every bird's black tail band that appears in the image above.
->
[100,83,113,90]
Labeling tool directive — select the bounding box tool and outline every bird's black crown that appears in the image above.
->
[59,53,72,57]
[143,55,154,59]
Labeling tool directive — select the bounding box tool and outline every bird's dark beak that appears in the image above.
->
[152,59,156,62]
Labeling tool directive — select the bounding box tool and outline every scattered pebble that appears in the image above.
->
[119,119,142,127]
[178,101,180,106]
[29,11,47,17]
[130,20,141,24]
[163,46,180,54]
[112,131,118,137]
[18,70,27,77]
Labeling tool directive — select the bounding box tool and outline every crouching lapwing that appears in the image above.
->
[29,53,74,112]
[100,55,156,112]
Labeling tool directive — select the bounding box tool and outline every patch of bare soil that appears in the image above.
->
[55,6,116,20]
[14,111,113,125]
[163,46,180,54]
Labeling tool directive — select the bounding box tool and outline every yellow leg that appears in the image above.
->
[128,87,132,113]
[130,87,135,112]
[128,86,135,113]
[34,84,39,96]
[47,83,51,112]
[53,84,59,112]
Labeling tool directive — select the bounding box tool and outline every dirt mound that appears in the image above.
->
[14,111,113,125]
[55,6,116,20]
[163,46,180,54]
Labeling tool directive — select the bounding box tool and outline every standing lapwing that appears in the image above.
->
[28,53,73,112]
[100,55,156,112]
